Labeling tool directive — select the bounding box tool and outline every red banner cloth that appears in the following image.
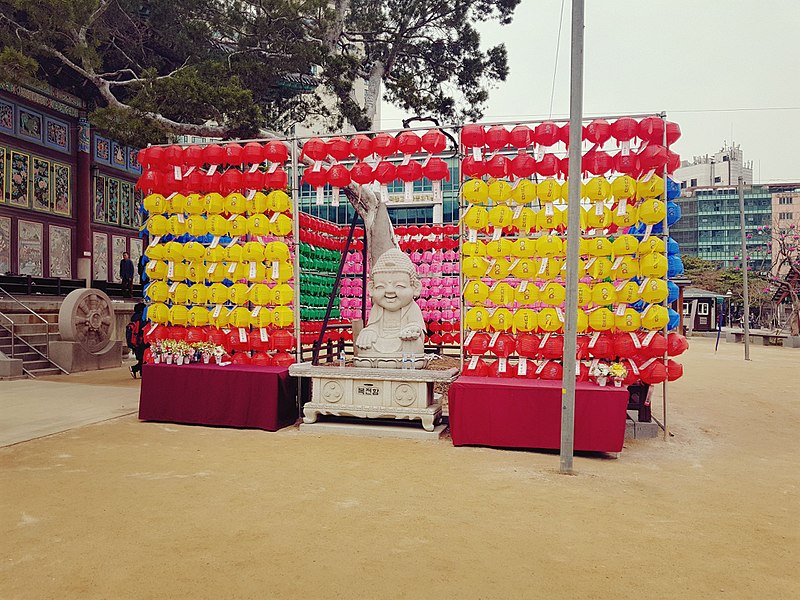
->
[139,364,297,431]
[448,377,628,452]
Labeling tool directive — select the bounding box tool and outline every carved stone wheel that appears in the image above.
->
[59,288,116,353]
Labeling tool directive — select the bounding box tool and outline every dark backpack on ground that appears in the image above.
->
[126,319,143,349]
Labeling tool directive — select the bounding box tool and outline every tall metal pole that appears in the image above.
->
[560,0,584,475]
[738,176,751,360]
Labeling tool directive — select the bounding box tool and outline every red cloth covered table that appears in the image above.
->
[139,364,297,431]
[448,377,628,452]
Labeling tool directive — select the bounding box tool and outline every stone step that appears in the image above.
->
[25,367,63,377]
[23,359,52,370]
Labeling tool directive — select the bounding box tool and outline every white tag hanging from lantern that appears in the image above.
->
[315,187,325,206]
[621,140,631,156]
[173,166,183,181]
[331,188,340,207]
[272,261,280,280]
[545,202,555,216]
[517,357,527,376]
[149,236,161,247]
[380,184,389,204]
[238,328,248,343]
[206,164,218,176]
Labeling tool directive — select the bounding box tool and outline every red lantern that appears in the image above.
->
[249,329,270,352]
[667,150,681,174]
[373,161,397,184]
[488,358,516,379]
[159,171,180,195]
[224,143,244,166]
[535,154,559,177]
[423,157,450,181]
[533,121,560,147]
[667,332,689,356]
[208,328,230,350]
[610,117,638,143]
[638,144,668,171]
[640,360,667,384]
[396,160,423,183]
[558,123,573,146]
[163,145,184,167]
[510,152,536,178]
[272,351,296,367]
[231,352,252,365]
[138,147,153,169]
[639,332,667,359]
[613,333,638,359]
[264,166,288,190]
[350,162,374,185]
[251,352,273,366]
[203,144,225,165]
[327,136,351,161]
[370,133,397,157]
[349,134,373,159]
[461,156,485,178]
[540,334,564,359]
[228,330,251,352]
[516,334,541,358]
[539,360,563,380]
[396,131,421,155]
[485,126,510,151]
[638,116,665,144]
[667,359,683,381]
[137,170,162,194]
[303,137,329,161]
[264,140,289,164]
[589,334,615,359]
[302,165,328,187]
[327,164,351,188]
[242,142,265,164]
[509,125,533,148]
[485,155,508,178]
[665,121,682,145]
[184,169,205,193]
[490,334,516,358]
[463,357,489,376]
[271,329,295,352]
[613,150,641,177]
[184,145,204,168]
[583,151,612,175]
[219,169,243,195]
[460,124,485,148]
[243,168,265,191]
[421,129,447,153]
[584,119,611,146]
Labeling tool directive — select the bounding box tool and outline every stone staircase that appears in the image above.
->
[0,300,66,377]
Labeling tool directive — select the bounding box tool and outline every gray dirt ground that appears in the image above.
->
[1,337,798,599]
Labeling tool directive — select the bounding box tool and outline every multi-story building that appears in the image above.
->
[674,143,753,189]
[0,80,145,283]
[772,190,800,274]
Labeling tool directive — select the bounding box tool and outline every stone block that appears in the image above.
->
[0,355,24,378]
[784,336,800,348]
[48,340,122,373]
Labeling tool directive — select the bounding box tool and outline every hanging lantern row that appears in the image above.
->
[139,141,289,170]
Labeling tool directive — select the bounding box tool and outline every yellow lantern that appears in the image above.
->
[638,198,667,225]
[205,245,226,263]
[512,180,537,204]
[642,305,669,330]
[184,193,205,214]
[163,241,185,262]
[464,280,490,304]
[272,283,294,305]
[586,203,612,229]
[187,306,210,327]
[270,261,294,282]
[166,193,186,214]
[229,283,250,305]
[272,306,294,327]
[249,284,273,306]
[583,176,611,202]
[588,307,614,331]
[250,307,273,329]
[515,282,538,304]
[463,206,489,230]
[226,261,248,281]
[511,258,536,279]
[462,178,489,205]
[538,307,563,332]
[270,214,293,237]
[612,202,639,228]
[536,205,563,230]
[207,214,229,237]
[265,241,291,262]
[228,215,248,237]
[170,282,190,305]
[143,194,166,214]
[229,307,252,328]
[247,191,269,214]
[611,175,637,199]
[146,281,169,303]
[205,261,227,283]
[513,309,538,332]
[185,261,207,283]
[247,214,271,236]
[591,282,617,306]
[208,283,230,305]
[489,282,515,306]
[462,241,487,257]
[166,260,185,280]
[561,205,588,231]
[183,241,206,261]
[540,282,566,306]
[637,175,665,199]
[486,238,513,258]
[617,281,640,304]
[513,207,536,233]
[586,236,612,257]
[576,309,589,333]
[486,258,512,280]
[226,244,243,263]
[640,278,669,304]
[638,236,666,255]
[589,256,613,279]
[169,305,189,326]
[145,260,167,280]
[615,308,641,332]
[465,306,490,331]
[512,237,536,258]
[147,215,168,236]
[488,179,513,204]
[612,255,639,279]
[224,192,248,214]
[611,234,639,256]
[535,234,564,258]
[576,282,592,307]
[462,256,489,278]
[205,193,225,214]
[145,243,165,261]
[188,283,209,305]
[147,302,170,324]
[209,306,230,329]
[639,253,668,278]
[266,190,291,213]
[184,215,208,237]
[536,178,562,203]
[242,242,265,262]
[489,308,513,331]
[537,256,563,280]
[488,204,514,228]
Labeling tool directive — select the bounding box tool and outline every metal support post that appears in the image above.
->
[738,176,751,360]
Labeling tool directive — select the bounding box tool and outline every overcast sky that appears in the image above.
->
[380,0,800,183]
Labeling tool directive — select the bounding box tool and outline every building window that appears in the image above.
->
[697,303,710,316]
[779,212,793,220]
[690,178,698,187]
[683,302,691,315]
[714,176,722,183]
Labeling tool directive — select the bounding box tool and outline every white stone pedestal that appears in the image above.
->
[289,362,458,431]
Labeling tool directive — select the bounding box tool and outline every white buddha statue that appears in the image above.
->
[355,249,425,363]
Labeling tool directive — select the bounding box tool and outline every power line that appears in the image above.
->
[548,0,566,119]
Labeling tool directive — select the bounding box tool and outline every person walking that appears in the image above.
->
[120,252,135,298]
[126,302,148,379]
